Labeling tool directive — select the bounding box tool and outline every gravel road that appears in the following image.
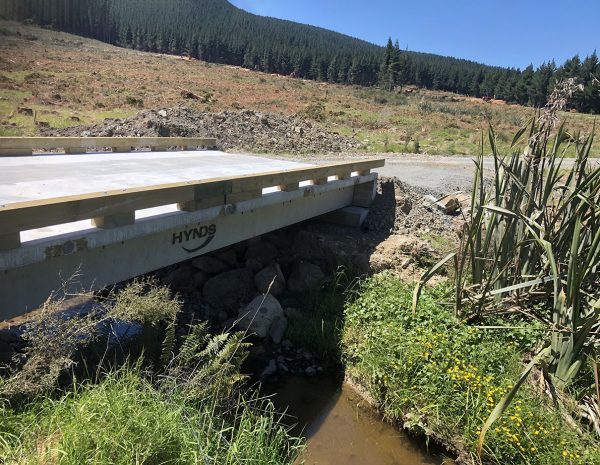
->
[260,153,598,197]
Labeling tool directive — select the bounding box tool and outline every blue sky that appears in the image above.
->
[229,0,599,70]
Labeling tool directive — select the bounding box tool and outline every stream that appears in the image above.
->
[263,375,445,465]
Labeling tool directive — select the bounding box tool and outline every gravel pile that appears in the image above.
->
[43,107,361,154]
[365,176,458,235]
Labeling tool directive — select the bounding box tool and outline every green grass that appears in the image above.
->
[1,369,300,465]
[342,273,600,465]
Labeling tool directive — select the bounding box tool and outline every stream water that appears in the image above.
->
[263,375,445,465]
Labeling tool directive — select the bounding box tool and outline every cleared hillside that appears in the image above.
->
[0,21,597,156]
[2,0,599,113]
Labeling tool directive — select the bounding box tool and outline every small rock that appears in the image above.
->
[203,268,255,311]
[269,315,288,344]
[245,258,263,273]
[192,271,209,288]
[287,260,325,294]
[396,196,413,214]
[158,109,167,117]
[261,359,277,377]
[217,249,238,267]
[245,242,278,267]
[401,257,413,269]
[435,194,460,214]
[192,256,229,274]
[163,265,193,289]
[278,361,289,372]
[305,366,317,377]
[254,263,286,296]
[237,294,284,338]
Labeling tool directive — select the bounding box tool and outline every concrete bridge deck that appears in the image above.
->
[0,137,384,320]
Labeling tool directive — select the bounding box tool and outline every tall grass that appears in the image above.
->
[0,280,301,464]
[1,369,300,464]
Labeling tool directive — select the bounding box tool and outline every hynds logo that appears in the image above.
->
[172,224,217,253]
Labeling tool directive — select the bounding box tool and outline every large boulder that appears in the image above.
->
[254,263,286,296]
[192,256,229,274]
[287,260,325,294]
[245,242,278,267]
[237,294,285,339]
[269,316,288,344]
[192,271,210,289]
[216,249,238,267]
[162,264,194,289]
[202,268,255,312]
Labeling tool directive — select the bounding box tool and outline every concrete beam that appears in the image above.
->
[92,212,136,229]
[352,179,377,207]
[0,174,376,320]
[318,206,369,228]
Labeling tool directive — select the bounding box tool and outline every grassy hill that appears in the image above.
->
[0,20,597,156]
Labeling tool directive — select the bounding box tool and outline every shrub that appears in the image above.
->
[300,101,326,121]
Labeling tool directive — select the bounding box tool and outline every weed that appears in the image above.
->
[125,95,144,107]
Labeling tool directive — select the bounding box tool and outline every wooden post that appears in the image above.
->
[227,190,263,204]
[92,212,135,229]
[0,232,20,250]
[65,147,86,154]
[279,182,300,192]
[178,197,224,212]
[337,170,352,180]
[0,149,32,157]
[352,180,377,207]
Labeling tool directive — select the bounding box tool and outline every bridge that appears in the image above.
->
[0,137,384,321]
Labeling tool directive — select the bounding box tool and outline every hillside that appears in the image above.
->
[0,20,597,156]
[1,0,599,113]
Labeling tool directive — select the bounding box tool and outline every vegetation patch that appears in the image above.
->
[342,274,600,464]
[0,281,301,464]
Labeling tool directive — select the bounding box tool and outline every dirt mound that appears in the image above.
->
[42,107,361,154]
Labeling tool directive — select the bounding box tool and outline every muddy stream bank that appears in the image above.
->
[262,375,443,465]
